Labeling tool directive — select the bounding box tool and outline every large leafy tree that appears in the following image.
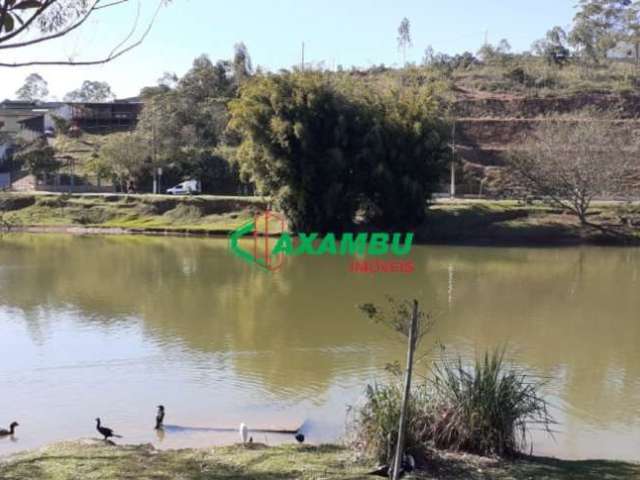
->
[0,0,171,67]
[532,27,571,66]
[569,0,637,63]
[98,132,147,190]
[64,80,115,102]
[228,72,449,231]
[15,72,49,100]
[229,73,368,232]
[357,88,449,228]
[14,138,60,178]
[135,52,246,192]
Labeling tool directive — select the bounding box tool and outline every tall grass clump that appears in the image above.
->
[348,382,431,463]
[349,348,553,461]
[430,349,553,456]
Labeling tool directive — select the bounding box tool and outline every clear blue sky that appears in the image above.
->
[1,0,577,99]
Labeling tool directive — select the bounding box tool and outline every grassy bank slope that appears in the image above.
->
[0,193,266,234]
[1,441,638,480]
[1,193,639,244]
[420,199,640,245]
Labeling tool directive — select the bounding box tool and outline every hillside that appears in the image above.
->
[450,87,640,195]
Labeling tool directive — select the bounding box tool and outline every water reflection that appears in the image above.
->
[0,234,639,460]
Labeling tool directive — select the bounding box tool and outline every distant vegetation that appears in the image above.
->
[507,112,640,224]
[10,0,640,233]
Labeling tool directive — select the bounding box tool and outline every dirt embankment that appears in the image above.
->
[453,90,640,119]
[451,90,640,195]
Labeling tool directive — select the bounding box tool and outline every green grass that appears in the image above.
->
[451,58,640,96]
[0,441,367,480]
[1,194,639,244]
[0,193,265,234]
[421,199,640,245]
[0,441,638,480]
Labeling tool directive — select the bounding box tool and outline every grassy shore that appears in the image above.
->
[0,193,265,235]
[1,193,639,244]
[0,440,638,480]
[421,199,640,245]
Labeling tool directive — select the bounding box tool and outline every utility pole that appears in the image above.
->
[152,108,157,194]
[391,300,419,480]
[450,120,456,198]
[301,42,305,71]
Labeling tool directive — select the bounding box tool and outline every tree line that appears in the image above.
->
[15,74,116,102]
[9,0,640,232]
[85,44,450,232]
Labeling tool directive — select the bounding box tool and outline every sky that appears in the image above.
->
[0,0,577,100]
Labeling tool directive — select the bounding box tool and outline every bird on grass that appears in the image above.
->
[155,405,165,430]
[239,423,249,444]
[295,433,305,444]
[0,422,18,437]
[95,418,122,442]
[367,453,415,478]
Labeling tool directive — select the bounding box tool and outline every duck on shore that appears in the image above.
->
[95,418,122,442]
[367,454,416,478]
[0,422,18,437]
[239,423,248,444]
[155,405,165,430]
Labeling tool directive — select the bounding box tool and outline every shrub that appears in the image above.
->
[348,382,431,464]
[14,138,61,179]
[504,67,533,86]
[349,348,553,461]
[430,349,553,456]
[36,196,66,208]
[70,208,116,225]
[0,195,36,211]
[163,204,203,223]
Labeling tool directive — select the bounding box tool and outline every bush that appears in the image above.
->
[71,209,115,225]
[504,67,533,86]
[349,348,553,461]
[14,138,61,178]
[348,382,431,463]
[430,349,553,456]
[36,196,67,208]
[163,204,203,223]
[0,195,36,211]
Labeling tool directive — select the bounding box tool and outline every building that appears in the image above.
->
[0,98,143,192]
[0,98,142,136]
[57,101,142,133]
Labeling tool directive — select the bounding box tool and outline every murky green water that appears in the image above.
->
[0,234,639,460]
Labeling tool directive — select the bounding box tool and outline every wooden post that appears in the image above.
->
[391,299,419,480]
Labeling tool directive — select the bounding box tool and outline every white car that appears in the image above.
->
[166,180,201,195]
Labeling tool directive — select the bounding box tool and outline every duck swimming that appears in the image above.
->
[0,422,18,436]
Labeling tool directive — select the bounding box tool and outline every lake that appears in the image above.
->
[0,234,639,460]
